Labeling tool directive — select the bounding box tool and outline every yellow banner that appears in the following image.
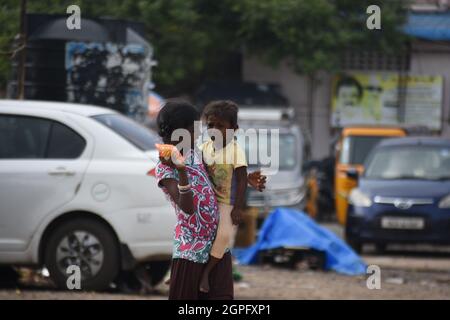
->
[331,73,443,129]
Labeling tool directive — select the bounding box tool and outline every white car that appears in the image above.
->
[0,100,175,290]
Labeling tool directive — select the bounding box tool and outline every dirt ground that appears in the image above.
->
[1,255,449,300]
[1,223,449,300]
[234,264,450,299]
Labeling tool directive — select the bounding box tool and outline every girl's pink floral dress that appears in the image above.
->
[156,149,219,263]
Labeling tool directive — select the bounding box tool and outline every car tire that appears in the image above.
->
[44,218,119,291]
[147,260,171,286]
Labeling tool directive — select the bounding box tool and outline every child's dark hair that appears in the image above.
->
[156,99,200,143]
[202,100,238,128]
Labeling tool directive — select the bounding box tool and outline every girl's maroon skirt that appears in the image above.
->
[169,252,234,300]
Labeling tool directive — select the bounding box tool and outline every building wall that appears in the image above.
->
[243,40,450,160]
[410,40,450,138]
[242,57,333,160]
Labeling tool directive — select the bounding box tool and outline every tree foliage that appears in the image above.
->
[0,0,408,96]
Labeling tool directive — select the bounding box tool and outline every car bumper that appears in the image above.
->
[346,204,450,244]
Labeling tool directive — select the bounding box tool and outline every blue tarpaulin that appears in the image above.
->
[233,208,367,276]
[403,12,450,41]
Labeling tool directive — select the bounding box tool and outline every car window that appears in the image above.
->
[0,115,51,159]
[340,136,385,165]
[47,122,86,159]
[365,145,450,180]
[0,114,86,160]
[92,113,159,151]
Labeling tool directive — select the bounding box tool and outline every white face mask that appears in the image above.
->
[195,122,208,148]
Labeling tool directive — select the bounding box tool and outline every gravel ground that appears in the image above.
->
[2,224,449,300]
[1,261,449,300]
[233,265,450,300]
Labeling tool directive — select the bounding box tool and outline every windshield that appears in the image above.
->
[236,132,298,171]
[365,145,450,180]
[92,113,159,151]
[340,135,387,165]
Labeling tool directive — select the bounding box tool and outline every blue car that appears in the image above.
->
[345,137,450,253]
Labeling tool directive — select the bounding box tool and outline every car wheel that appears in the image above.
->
[44,218,119,291]
[147,260,171,286]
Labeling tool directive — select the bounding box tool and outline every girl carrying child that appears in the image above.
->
[155,100,265,300]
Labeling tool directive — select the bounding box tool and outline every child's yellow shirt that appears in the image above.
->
[200,139,247,205]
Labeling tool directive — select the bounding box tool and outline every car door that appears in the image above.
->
[0,112,93,252]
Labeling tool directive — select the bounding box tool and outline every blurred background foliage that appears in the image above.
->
[0,0,408,96]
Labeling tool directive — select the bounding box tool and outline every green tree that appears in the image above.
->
[0,0,408,97]
[0,0,20,94]
[138,0,241,95]
[232,0,408,136]
[0,0,240,96]
[235,0,408,74]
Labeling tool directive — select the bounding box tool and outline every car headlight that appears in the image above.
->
[439,194,450,208]
[348,188,372,207]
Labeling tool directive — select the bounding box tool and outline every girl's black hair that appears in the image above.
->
[156,99,200,142]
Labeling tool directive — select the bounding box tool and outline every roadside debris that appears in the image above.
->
[233,208,367,275]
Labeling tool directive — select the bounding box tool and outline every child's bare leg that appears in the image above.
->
[199,256,221,293]
[200,203,234,293]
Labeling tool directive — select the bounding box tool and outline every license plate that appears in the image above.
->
[381,217,425,230]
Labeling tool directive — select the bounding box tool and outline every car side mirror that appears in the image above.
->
[346,168,359,180]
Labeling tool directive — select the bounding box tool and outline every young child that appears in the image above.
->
[155,100,233,300]
[198,100,254,293]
